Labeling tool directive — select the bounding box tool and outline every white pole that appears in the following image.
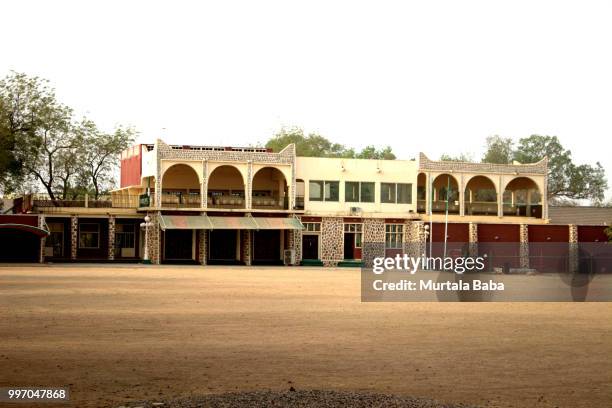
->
[140,215,152,264]
[443,176,450,258]
[429,175,433,267]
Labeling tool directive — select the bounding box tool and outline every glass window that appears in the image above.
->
[397,183,412,204]
[303,222,321,232]
[360,182,375,203]
[79,223,100,249]
[381,183,396,203]
[345,182,360,202]
[324,181,339,202]
[385,224,404,249]
[309,181,323,201]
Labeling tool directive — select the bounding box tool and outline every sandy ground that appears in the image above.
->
[0,265,611,408]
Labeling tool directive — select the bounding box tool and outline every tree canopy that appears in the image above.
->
[265,127,396,160]
[0,72,136,198]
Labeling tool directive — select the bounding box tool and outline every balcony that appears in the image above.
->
[161,192,201,208]
[32,194,145,212]
[208,194,246,209]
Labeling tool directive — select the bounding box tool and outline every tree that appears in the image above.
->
[80,121,135,199]
[482,135,513,164]
[514,135,608,201]
[266,127,396,159]
[440,152,474,162]
[605,224,612,242]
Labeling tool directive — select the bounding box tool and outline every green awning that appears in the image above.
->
[159,215,303,230]
[251,217,303,230]
[159,215,213,230]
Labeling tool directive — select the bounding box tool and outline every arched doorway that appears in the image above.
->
[161,164,201,208]
[503,177,542,218]
[465,176,497,215]
[208,165,245,208]
[432,174,459,214]
[252,167,288,210]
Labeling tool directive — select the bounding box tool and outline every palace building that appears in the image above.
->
[1,138,610,272]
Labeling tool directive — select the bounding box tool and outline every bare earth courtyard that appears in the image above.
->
[0,265,611,408]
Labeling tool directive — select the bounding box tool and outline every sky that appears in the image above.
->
[3,0,611,199]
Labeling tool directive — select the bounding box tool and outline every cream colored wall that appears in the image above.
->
[162,164,200,190]
[208,165,245,190]
[296,157,418,217]
[141,146,157,178]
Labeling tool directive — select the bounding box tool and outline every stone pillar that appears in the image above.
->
[362,218,385,267]
[468,222,478,258]
[108,216,116,260]
[241,230,251,266]
[146,212,161,264]
[321,217,344,267]
[198,229,207,265]
[70,215,78,260]
[519,224,529,269]
[405,221,426,261]
[288,226,302,264]
[38,214,46,263]
[569,224,578,273]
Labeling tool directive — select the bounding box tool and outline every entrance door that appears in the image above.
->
[164,230,193,260]
[209,230,238,262]
[343,233,355,260]
[302,235,319,260]
[253,230,281,264]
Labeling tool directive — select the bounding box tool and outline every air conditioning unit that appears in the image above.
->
[284,249,296,266]
[350,207,361,215]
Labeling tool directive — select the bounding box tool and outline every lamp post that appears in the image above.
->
[140,215,154,264]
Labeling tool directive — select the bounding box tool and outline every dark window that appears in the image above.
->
[397,183,412,204]
[79,223,100,249]
[309,181,324,201]
[324,181,339,201]
[360,182,375,203]
[345,182,360,202]
[381,183,396,203]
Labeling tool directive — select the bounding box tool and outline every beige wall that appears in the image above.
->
[296,157,418,217]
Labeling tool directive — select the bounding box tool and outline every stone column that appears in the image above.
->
[569,224,578,273]
[288,227,302,264]
[147,212,161,264]
[362,218,385,268]
[199,228,207,265]
[519,224,529,269]
[405,221,426,260]
[70,215,78,260]
[201,160,208,209]
[459,174,465,216]
[38,214,46,263]
[497,175,503,217]
[468,222,478,258]
[245,161,253,209]
[321,217,344,267]
[241,230,252,266]
[425,172,432,215]
[108,216,116,260]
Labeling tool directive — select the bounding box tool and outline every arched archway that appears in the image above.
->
[252,167,288,209]
[464,175,497,215]
[432,174,459,214]
[161,164,201,208]
[417,173,427,213]
[503,177,542,218]
[208,165,245,208]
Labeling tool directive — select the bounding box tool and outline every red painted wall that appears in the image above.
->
[120,145,142,188]
[0,214,38,227]
[528,225,570,273]
[428,223,469,258]
[578,226,608,242]
[477,224,520,270]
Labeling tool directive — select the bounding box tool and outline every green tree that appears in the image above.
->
[605,224,612,242]
[266,127,395,159]
[440,152,473,162]
[514,135,608,201]
[482,135,513,164]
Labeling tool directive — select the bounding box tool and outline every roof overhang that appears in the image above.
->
[0,223,50,237]
[159,215,303,230]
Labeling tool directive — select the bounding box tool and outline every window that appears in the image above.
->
[344,223,363,248]
[360,182,375,203]
[79,223,100,249]
[381,183,396,203]
[309,181,324,201]
[310,180,338,202]
[345,182,360,202]
[381,183,413,204]
[115,224,135,249]
[324,181,339,201]
[303,222,321,232]
[397,183,412,204]
[385,224,404,249]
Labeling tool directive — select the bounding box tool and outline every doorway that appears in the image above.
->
[164,230,193,261]
[302,235,319,260]
[253,230,282,264]
[208,230,239,263]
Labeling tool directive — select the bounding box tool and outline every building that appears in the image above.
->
[1,138,610,271]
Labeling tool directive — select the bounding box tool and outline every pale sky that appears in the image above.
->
[3,0,611,199]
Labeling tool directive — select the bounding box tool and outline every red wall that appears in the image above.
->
[528,225,570,273]
[578,226,608,242]
[0,214,38,226]
[477,224,520,270]
[120,145,142,188]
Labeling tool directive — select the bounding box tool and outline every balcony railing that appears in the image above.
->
[465,201,497,215]
[32,194,146,211]
[208,195,246,209]
[161,193,201,208]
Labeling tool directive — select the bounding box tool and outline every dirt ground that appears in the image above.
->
[1,265,611,408]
